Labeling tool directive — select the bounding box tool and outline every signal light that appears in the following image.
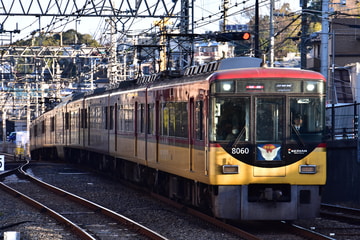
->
[242,32,251,40]
[214,32,251,42]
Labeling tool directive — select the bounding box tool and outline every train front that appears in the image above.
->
[207,68,326,220]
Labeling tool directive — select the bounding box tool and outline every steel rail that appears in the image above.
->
[149,193,261,240]
[280,221,336,240]
[321,203,360,224]
[0,181,96,240]
[18,164,168,240]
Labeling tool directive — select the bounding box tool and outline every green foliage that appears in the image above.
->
[247,2,322,59]
[13,29,101,47]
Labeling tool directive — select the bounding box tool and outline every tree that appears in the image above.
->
[13,29,101,47]
[247,2,322,60]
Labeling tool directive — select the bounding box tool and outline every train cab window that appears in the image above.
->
[211,97,250,142]
[290,97,325,142]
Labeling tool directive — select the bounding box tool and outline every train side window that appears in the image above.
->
[65,112,70,130]
[161,103,169,136]
[105,106,109,129]
[125,104,134,132]
[71,112,76,130]
[137,104,145,133]
[50,117,55,132]
[175,102,188,138]
[80,108,87,128]
[160,102,187,137]
[119,105,124,131]
[148,104,154,134]
[195,101,204,140]
[91,107,101,129]
[34,125,38,137]
[41,120,45,134]
[109,106,114,130]
[169,103,175,136]
[161,102,177,136]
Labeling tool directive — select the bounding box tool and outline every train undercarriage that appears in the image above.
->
[31,146,322,220]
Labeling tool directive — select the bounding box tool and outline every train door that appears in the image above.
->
[87,106,90,146]
[134,102,138,157]
[254,97,285,176]
[189,98,195,171]
[155,100,160,162]
[114,103,118,152]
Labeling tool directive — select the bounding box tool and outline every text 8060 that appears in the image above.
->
[231,147,250,155]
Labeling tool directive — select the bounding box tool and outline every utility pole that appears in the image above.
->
[300,0,308,69]
[154,18,172,72]
[254,0,260,58]
[269,0,274,67]
[179,0,193,69]
[321,0,329,82]
[221,0,229,32]
[107,18,118,85]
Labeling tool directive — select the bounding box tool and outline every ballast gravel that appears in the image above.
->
[0,162,240,240]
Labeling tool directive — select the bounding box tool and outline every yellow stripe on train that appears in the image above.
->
[207,146,326,185]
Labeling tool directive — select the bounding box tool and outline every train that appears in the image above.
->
[30,57,327,220]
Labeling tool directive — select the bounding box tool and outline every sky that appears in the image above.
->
[0,0,302,44]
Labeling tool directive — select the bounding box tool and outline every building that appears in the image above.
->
[194,42,235,65]
[308,18,360,104]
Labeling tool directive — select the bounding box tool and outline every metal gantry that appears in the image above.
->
[0,0,195,133]
[0,0,179,18]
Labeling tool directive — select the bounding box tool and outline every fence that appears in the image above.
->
[326,103,359,140]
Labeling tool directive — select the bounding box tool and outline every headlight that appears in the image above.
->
[305,81,317,92]
[222,165,239,174]
[221,81,234,92]
[299,165,317,174]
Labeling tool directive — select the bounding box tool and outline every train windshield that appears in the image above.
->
[210,96,325,143]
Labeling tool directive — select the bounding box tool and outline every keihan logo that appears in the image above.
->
[257,144,281,161]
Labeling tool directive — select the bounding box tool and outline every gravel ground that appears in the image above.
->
[0,162,241,240]
[5,162,358,240]
[0,191,78,240]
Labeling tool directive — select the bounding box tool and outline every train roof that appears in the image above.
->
[209,67,327,82]
[50,57,325,110]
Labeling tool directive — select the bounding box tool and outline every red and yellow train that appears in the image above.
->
[30,57,327,220]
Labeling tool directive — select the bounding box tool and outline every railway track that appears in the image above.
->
[321,203,360,224]
[0,160,344,240]
[0,160,167,240]
[139,182,336,240]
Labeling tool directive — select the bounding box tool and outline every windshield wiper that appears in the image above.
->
[231,126,247,147]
